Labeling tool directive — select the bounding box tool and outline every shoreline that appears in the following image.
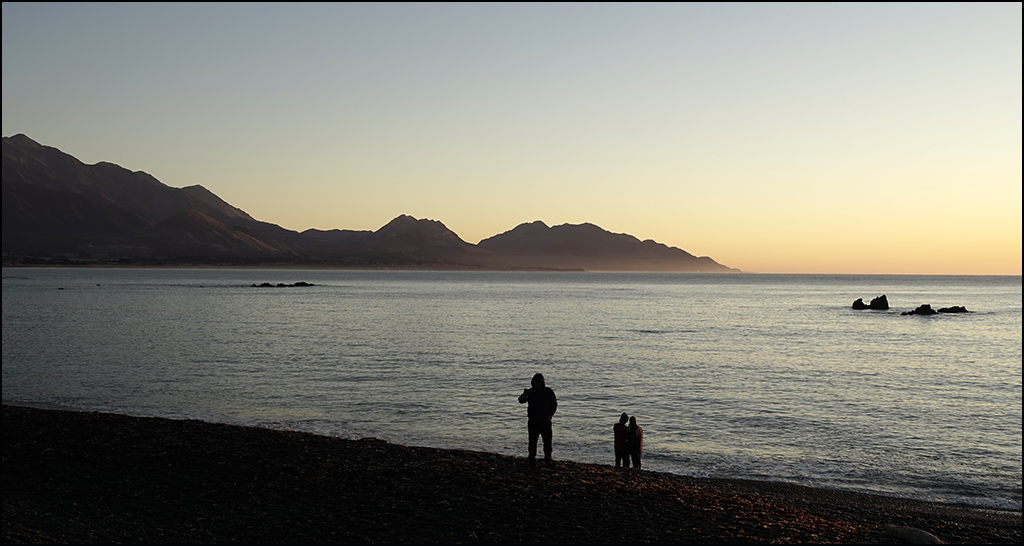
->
[0,261,586,272]
[3,405,1019,543]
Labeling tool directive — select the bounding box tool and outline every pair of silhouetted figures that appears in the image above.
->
[613,412,644,469]
[518,373,643,469]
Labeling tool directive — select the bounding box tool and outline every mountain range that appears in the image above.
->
[2,134,736,272]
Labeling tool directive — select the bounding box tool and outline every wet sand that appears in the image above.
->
[3,405,1019,543]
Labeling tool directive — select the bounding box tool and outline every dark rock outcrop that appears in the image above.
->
[853,295,889,310]
[902,305,937,316]
[901,304,970,315]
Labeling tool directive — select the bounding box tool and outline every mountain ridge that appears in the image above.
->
[2,134,737,272]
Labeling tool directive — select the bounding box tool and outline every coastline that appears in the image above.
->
[0,260,588,272]
[3,405,1019,544]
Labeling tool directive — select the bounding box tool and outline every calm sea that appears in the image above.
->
[2,268,1020,510]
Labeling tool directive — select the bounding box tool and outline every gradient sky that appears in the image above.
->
[3,3,1021,274]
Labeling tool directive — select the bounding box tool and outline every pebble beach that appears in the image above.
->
[3,405,1019,544]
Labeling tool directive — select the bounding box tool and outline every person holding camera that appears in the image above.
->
[518,373,557,465]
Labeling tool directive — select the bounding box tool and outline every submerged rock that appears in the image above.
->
[937,306,969,313]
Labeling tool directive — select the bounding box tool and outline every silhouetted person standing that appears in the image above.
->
[628,416,644,469]
[614,412,630,468]
[518,373,557,465]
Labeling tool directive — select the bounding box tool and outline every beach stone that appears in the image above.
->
[886,524,943,544]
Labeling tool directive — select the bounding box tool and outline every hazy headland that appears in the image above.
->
[2,134,736,273]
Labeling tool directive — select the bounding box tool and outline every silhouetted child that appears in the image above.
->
[628,416,644,470]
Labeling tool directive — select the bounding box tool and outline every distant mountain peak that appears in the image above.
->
[181,185,255,221]
[379,214,442,230]
[5,133,42,147]
[372,215,472,249]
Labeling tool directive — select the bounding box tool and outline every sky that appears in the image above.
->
[2,3,1021,275]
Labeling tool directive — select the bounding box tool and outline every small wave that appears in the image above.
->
[631,329,696,335]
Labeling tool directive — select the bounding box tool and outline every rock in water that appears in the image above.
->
[902,304,937,316]
[852,295,888,310]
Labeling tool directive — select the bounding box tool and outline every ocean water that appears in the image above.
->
[2,268,1020,511]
